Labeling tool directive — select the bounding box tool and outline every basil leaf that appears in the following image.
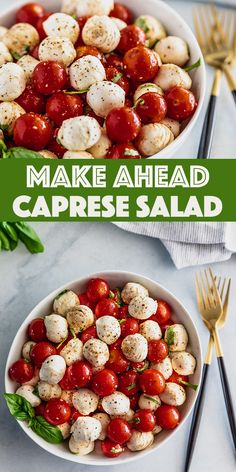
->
[4,393,35,421]
[0,229,10,250]
[30,416,63,444]
[9,238,18,251]
[55,289,69,300]
[165,326,175,346]
[13,222,44,254]
[0,222,18,242]
[135,17,150,34]
[184,58,201,73]
[65,89,88,94]
[112,73,123,83]
[5,147,43,159]
[0,139,7,158]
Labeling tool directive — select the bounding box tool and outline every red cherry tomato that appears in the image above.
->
[101,439,124,458]
[124,46,159,82]
[168,371,188,386]
[106,348,129,374]
[107,418,132,445]
[105,66,130,95]
[147,339,169,363]
[56,334,73,354]
[160,320,174,334]
[46,91,83,127]
[30,44,39,59]
[106,107,141,143]
[16,85,45,114]
[86,278,110,303]
[76,45,105,64]
[110,3,133,24]
[110,337,122,350]
[32,61,67,96]
[59,367,75,390]
[85,107,104,127]
[118,370,139,396]
[165,86,197,121]
[35,402,46,416]
[70,407,83,423]
[91,369,118,396]
[117,25,146,54]
[13,113,52,151]
[133,409,156,432]
[106,53,124,70]
[9,359,34,384]
[75,16,90,46]
[28,318,46,342]
[131,360,149,373]
[36,12,52,39]
[79,292,95,310]
[107,143,141,159]
[120,318,139,337]
[155,300,172,324]
[44,398,71,425]
[155,404,180,430]
[136,92,167,123]
[139,368,165,395]
[130,393,139,410]
[68,360,92,388]
[80,325,97,343]
[30,341,56,367]
[16,3,45,27]
[95,298,119,318]
[48,128,66,158]
[118,305,128,319]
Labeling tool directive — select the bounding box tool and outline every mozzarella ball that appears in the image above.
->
[139,320,162,341]
[60,390,75,406]
[152,357,173,380]
[53,289,80,316]
[160,117,180,138]
[22,368,39,387]
[61,0,77,15]
[88,129,111,158]
[102,392,130,416]
[43,13,79,44]
[121,282,149,304]
[93,412,110,440]
[0,26,8,40]
[72,388,99,415]
[164,324,188,352]
[172,352,196,376]
[82,16,120,53]
[87,81,125,118]
[134,83,163,102]
[83,338,109,367]
[70,55,106,91]
[154,64,192,91]
[71,416,102,441]
[58,116,101,151]
[128,296,157,320]
[96,315,121,345]
[76,0,114,16]
[37,381,62,401]
[153,425,162,435]
[63,151,93,159]
[57,422,71,439]
[39,150,58,159]
[22,341,36,361]
[0,42,12,66]
[17,54,39,83]
[159,382,186,406]
[3,23,39,58]
[66,305,94,334]
[44,314,68,343]
[135,15,166,47]
[121,333,148,362]
[60,338,83,366]
[39,36,76,67]
[16,385,41,407]
[111,408,134,421]
[0,63,26,101]
[138,393,161,411]
[127,431,154,451]
[69,436,95,455]
[111,17,127,31]
[155,36,189,67]
[0,101,25,135]
[136,123,174,157]
[39,355,66,385]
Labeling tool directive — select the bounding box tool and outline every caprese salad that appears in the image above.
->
[6,277,197,457]
[0,1,200,159]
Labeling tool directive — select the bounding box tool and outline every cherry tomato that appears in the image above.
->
[168,371,188,386]
[70,407,83,423]
[85,107,104,127]
[32,61,67,96]
[36,12,52,39]
[9,359,34,384]
[30,341,56,367]
[95,298,119,318]
[35,402,46,416]
[131,360,149,373]
[136,92,167,123]
[139,368,165,395]
[130,393,139,410]
[133,409,156,432]
[110,337,122,350]
[16,85,45,114]
[91,369,118,396]
[105,66,129,94]
[118,305,128,319]
[124,46,159,82]
[101,439,124,458]
[110,3,133,24]
[16,3,45,27]
[107,418,132,445]
[30,44,39,59]
[80,325,97,343]
[13,113,52,151]
[55,334,73,354]
[68,360,92,388]
[106,53,124,70]
[165,86,197,121]
[110,288,122,306]
[160,320,174,334]
[44,398,71,425]
[155,300,172,324]
[86,278,110,303]
[59,367,75,390]
[120,318,139,337]
[79,292,95,310]
[107,143,141,159]
[28,318,46,342]
[106,348,129,374]
[155,404,180,430]
[106,107,141,143]
[76,45,105,64]
[48,128,66,158]
[147,339,169,363]
[46,91,83,127]
[118,370,139,396]
[75,16,90,46]
[117,25,146,54]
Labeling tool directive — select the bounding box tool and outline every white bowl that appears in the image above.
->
[0,0,205,159]
[5,270,202,466]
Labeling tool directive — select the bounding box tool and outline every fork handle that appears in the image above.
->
[223,65,236,106]
[231,90,236,106]
[217,356,236,453]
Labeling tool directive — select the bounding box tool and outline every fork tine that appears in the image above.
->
[204,269,214,305]
[209,268,222,307]
[222,278,231,313]
[199,6,214,52]
[200,271,210,309]
[193,9,205,52]
[195,274,205,311]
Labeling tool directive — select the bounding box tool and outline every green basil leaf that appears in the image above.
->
[184,58,201,73]
[55,289,69,300]
[135,17,150,34]
[165,326,175,346]
[5,147,43,159]
[4,393,35,421]
[13,222,44,254]
[0,222,18,242]
[65,89,88,94]
[112,73,123,83]
[30,416,63,444]
[0,229,10,250]
[9,238,18,251]
[0,139,7,158]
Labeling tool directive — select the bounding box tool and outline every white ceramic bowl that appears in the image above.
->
[0,0,205,158]
[5,270,202,466]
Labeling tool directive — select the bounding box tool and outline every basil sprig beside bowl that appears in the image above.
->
[0,222,44,254]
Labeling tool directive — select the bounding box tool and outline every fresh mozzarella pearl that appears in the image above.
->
[72,388,99,415]
[138,393,161,411]
[155,36,189,67]
[136,123,174,157]
[128,296,157,320]
[121,333,148,362]
[102,392,130,416]
[159,382,186,406]
[87,81,125,118]
[3,23,39,58]
[22,341,36,361]
[60,338,83,366]
[92,413,110,440]
[139,320,162,340]
[172,352,196,375]
[111,408,134,421]
[61,0,77,15]
[110,17,127,30]
[53,290,80,316]
[154,64,192,91]
[0,26,8,40]
[96,316,121,345]
[164,324,188,352]
[160,117,180,138]
[39,354,66,385]
[121,282,149,304]
[43,13,79,44]
[134,83,163,102]
[152,357,173,380]
[66,305,94,334]
[17,55,39,83]
[127,431,154,451]
[16,385,41,407]
[60,390,75,406]
[44,314,68,343]
[0,42,12,66]
[37,381,62,401]
[58,116,101,151]
[63,151,94,159]
[83,338,109,367]
[135,15,166,47]
[70,56,106,91]
[76,0,114,18]
[39,36,76,67]
[22,368,39,387]
[39,150,58,159]
[69,436,95,455]
[0,63,26,101]
[88,129,111,158]
[57,422,71,439]
[82,16,120,53]
[153,425,162,435]
[0,101,25,135]
[71,416,102,441]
